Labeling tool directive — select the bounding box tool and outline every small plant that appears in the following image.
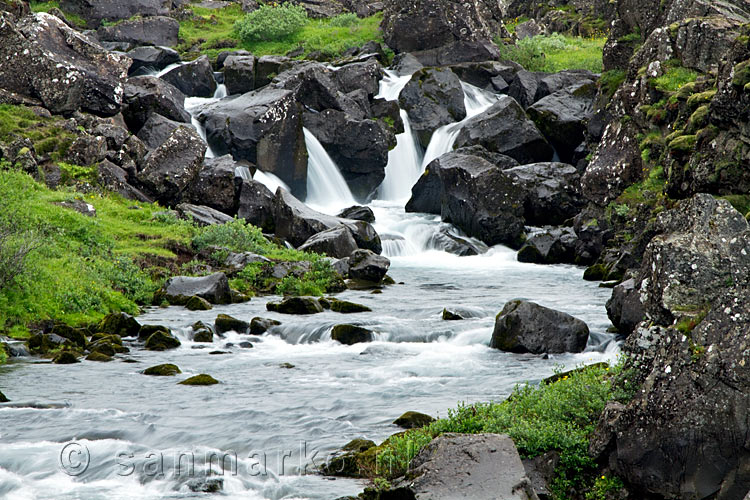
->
[0,219,41,293]
[329,12,358,27]
[191,218,267,253]
[234,3,308,43]
[586,474,626,500]
[275,258,338,296]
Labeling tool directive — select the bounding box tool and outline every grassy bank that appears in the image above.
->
[498,33,606,73]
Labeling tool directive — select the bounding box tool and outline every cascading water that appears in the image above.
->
[184,84,227,159]
[303,127,356,214]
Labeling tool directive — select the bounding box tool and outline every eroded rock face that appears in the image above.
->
[96,16,179,47]
[60,0,171,27]
[182,155,241,215]
[505,162,585,226]
[0,12,129,116]
[160,55,217,98]
[122,76,191,134]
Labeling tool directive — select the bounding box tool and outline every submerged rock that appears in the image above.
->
[214,314,250,334]
[144,364,181,376]
[85,351,113,362]
[185,295,213,311]
[161,273,232,306]
[179,374,219,386]
[0,390,9,402]
[250,317,281,335]
[99,312,141,338]
[330,299,371,313]
[347,249,390,283]
[137,324,169,341]
[442,308,464,320]
[490,300,589,354]
[160,55,217,98]
[393,411,435,429]
[331,324,373,345]
[267,297,324,315]
[144,331,181,351]
[53,351,80,364]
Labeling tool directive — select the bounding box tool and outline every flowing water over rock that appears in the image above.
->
[0,66,619,500]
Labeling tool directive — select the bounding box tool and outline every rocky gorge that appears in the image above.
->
[1,0,750,499]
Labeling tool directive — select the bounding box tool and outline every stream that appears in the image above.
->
[0,67,618,500]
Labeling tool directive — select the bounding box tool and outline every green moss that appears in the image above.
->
[721,195,750,216]
[179,374,219,385]
[668,134,697,153]
[686,89,716,108]
[0,105,75,161]
[600,69,626,99]
[329,299,371,313]
[732,60,750,88]
[651,62,699,93]
[143,363,182,376]
[685,105,709,134]
[30,1,87,28]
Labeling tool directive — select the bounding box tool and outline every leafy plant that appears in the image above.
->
[234,3,308,43]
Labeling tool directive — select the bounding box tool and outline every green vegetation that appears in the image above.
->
[29,1,87,28]
[651,61,699,93]
[0,104,75,162]
[374,363,634,497]
[177,4,385,60]
[600,69,626,99]
[497,33,605,73]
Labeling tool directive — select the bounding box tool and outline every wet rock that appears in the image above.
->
[214,314,250,334]
[97,16,179,47]
[426,227,489,256]
[191,321,214,343]
[144,331,181,351]
[393,411,435,429]
[334,58,381,97]
[505,163,585,226]
[508,70,543,110]
[266,297,324,315]
[178,374,219,385]
[161,272,232,306]
[126,46,181,76]
[122,76,191,134]
[27,333,72,355]
[198,88,307,197]
[454,96,554,165]
[223,54,256,95]
[249,317,281,335]
[442,308,464,320]
[99,312,141,337]
[331,324,373,345]
[398,67,466,147]
[347,249,390,283]
[517,228,578,265]
[299,226,358,259]
[136,113,184,151]
[143,363,181,376]
[161,55,218,98]
[0,12,130,116]
[490,300,589,354]
[50,324,87,348]
[387,433,533,499]
[337,205,375,223]
[88,340,116,357]
[53,351,80,364]
[330,299,371,313]
[185,295,213,311]
[175,204,234,227]
[237,179,276,233]
[85,351,113,362]
[449,61,521,92]
[606,279,644,337]
[137,324,169,341]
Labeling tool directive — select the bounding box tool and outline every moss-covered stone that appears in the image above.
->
[98,312,140,337]
[250,317,281,335]
[178,374,219,385]
[331,324,374,345]
[583,263,609,281]
[267,297,324,315]
[53,351,80,364]
[279,362,295,369]
[393,411,435,429]
[214,314,250,334]
[90,333,123,345]
[231,289,251,303]
[686,89,716,108]
[88,340,116,357]
[330,299,372,313]
[669,134,697,154]
[685,105,709,134]
[51,324,87,348]
[186,295,213,311]
[144,363,182,376]
[319,439,377,477]
[193,329,213,343]
[732,60,750,88]
[138,324,170,340]
[145,331,181,351]
[86,351,113,362]
[442,308,464,320]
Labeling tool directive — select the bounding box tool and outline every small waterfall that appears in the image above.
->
[254,170,290,193]
[235,165,252,181]
[304,127,356,214]
[184,85,227,159]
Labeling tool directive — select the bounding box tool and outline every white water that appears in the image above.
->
[254,170,290,194]
[303,127,356,214]
[184,84,227,159]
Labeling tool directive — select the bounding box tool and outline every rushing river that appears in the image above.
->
[0,66,618,500]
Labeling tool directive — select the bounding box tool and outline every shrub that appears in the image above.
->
[329,12,358,27]
[0,220,40,293]
[191,218,268,254]
[275,258,338,296]
[235,3,308,43]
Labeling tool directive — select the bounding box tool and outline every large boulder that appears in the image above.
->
[605,278,644,336]
[96,16,179,47]
[331,324,373,345]
[380,0,495,54]
[161,56,218,98]
[454,96,554,165]
[490,300,590,354]
[160,272,232,305]
[0,12,129,116]
[347,249,390,283]
[136,126,206,205]
[398,67,466,147]
[122,76,191,134]
[527,82,597,164]
[136,112,182,150]
[59,0,171,27]
[126,46,180,76]
[334,59,381,98]
[176,204,233,226]
[97,159,151,202]
[237,179,276,232]
[517,227,578,265]
[182,155,241,215]
[198,88,308,198]
[299,226,358,259]
[384,433,534,499]
[223,54,256,96]
[505,162,585,226]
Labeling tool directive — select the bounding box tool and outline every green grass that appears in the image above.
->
[497,33,605,73]
[0,104,75,162]
[374,363,633,497]
[29,1,87,28]
[651,61,699,93]
[600,69,626,99]
[177,4,385,60]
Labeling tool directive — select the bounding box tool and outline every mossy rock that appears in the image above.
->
[732,60,750,88]
[0,389,8,403]
[279,362,295,369]
[98,312,140,337]
[343,438,377,452]
[51,324,87,348]
[192,328,213,343]
[266,297,324,315]
[320,439,377,477]
[186,295,212,311]
[88,340,116,357]
[331,324,374,345]
[145,331,181,351]
[86,351,113,362]
[231,289,251,304]
[442,308,464,320]
[318,297,331,309]
[668,134,697,154]
[179,374,219,385]
[583,263,609,281]
[27,333,73,355]
[214,314,250,334]
[685,105,709,134]
[250,317,281,335]
[330,299,372,313]
[53,351,80,364]
[686,89,716,108]
[664,128,685,144]
[138,324,170,340]
[90,333,123,345]
[393,411,435,429]
[144,363,181,376]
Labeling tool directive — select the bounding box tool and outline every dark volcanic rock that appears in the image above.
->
[337,205,375,223]
[347,249,390,283]
[505,162,585,226]
[136,113,182,150]
[223,54,256,96]
[0,12,129,116]
[454,96,554,165]
[182,154,240,215]
[237,179,276,232]
[161,56,218,98]
[331,324,373,345]
[97,159,151,202]
[161,272,232,305]
[299,226,358,259]
[122,76,191,133]
[517,227,578,265]
[176,204,233,226]
[490,300,589,354]
[97,16,179,47]
[60,0,171,27]
[250,317,281,335]
[126,46,180,76]
[393,411,435,429]
[398,67,466,147]
[267,296,324,315]
[606,278,644,336]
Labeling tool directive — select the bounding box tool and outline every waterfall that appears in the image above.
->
[235,165,252,181]
[184,85,227,159]
[303,127,356,213]
[254,170,290,193]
